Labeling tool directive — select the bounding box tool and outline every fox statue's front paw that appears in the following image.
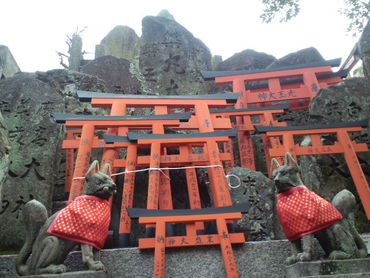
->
[285,255,297,265]
[297,252,311,261]
[87,260,107,272]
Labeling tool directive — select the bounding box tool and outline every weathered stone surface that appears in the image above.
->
[299,77,370,233]
[286,258,370,278]
[211,55,223,70]
[157,9,175,21]
[35,69,106,115]
[309,78,370,123]
[0,111,10,204]
[0,240,291,278]
[216,49,276,71]
[228,167,283,240]
[358,19,370,78]
[139,15,213,95]
[0,73,65,250]
[95,26,139,64]
[81,56,142,94]
[23,270,107,278]
[0,45,20,79]
[2,235,369,277]
[267,47,324,68]
[68,34,83,71]
[0,70,107,250]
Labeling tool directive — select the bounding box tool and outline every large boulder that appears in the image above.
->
[139,15,213,95]
[267,47,324,68]
[298,77,370,232]
[95,26,139,64]
[0,111,10,203]
[309,77,370,123]
[0,70,107,250]
[157,9,175,21]
[216,49,276,71]
[0,73,65,250]
[358,20,370,78]
[0,45,20,78]
[228,167,283,240]
[81,55,142,94]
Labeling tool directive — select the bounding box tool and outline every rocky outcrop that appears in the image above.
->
[139,15,213,95]
[0,73,65,250]
[68,34,83,71]
[157,9,175,21]
[228,167,283,240]
[0,111,10,204]
[309,78,370,123]
[267,47,324,68]
[358,20,370,78]
[81,56,142,94]
[297,77,370,232]
[216,49,276,71]
[95,26,139,64]
[0,70,107,250]
[211,55,222,70]
[0,45,20,79]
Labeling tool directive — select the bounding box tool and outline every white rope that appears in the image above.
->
[225,174,242,189]
[73,164,241,189]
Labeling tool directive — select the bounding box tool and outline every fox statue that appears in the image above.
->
[16,160,116,275]
[271,153,367,265]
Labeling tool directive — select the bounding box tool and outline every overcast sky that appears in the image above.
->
[0,0,359,72]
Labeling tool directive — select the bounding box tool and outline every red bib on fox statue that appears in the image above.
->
[48,195,111,249]
[277,185,343,241]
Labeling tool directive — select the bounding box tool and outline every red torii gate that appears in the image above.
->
[201,59,346,110]
[255,120,370,219]
[54,112,191,200]
[76,91,238,204]
[57,91,239,245]
[209,104,289,170]
[104,128,238,242]
[61,130,235,246]
[201,59,347,170]
[128,204,249,278]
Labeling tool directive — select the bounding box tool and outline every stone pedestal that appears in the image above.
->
[286,258,370,278]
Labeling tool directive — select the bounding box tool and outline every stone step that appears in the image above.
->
[1,235,369,278]
[24,270,107,278]
[305,274,370,278]
[286,258,370,278]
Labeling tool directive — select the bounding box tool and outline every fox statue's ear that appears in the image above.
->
[85,160,100,179]
[270,158,281,176]
[284,152,299,168]
[102,163,112,176]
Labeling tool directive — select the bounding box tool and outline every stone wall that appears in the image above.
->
[0,70,107,250]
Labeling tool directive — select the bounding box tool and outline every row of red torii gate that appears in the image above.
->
[55,58,370,278]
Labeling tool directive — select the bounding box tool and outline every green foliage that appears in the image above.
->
[353,65,364,76]
[260,0,300,23]
[260,0,370,36]
[340,0,370,36]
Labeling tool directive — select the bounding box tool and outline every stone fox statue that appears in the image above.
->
[271,153,367,265]
[16,161,116,275]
